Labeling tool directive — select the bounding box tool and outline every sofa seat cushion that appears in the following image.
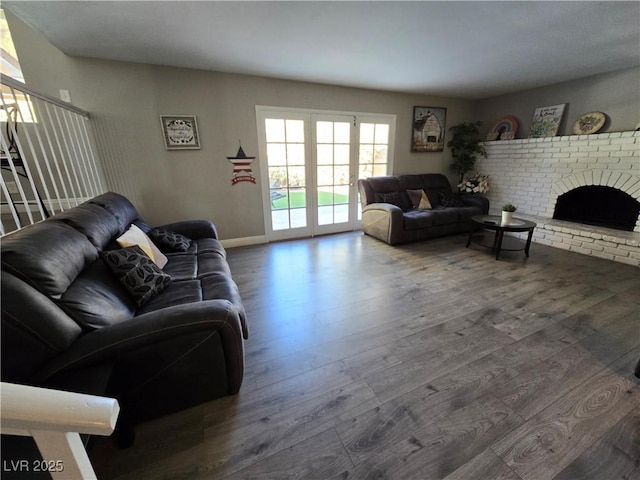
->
[195,238,227,258]
[58,259,136,330]
[424,206,460,226]
[163,255,198,281]
[136,279,203,315]
[403,207,461,230]
[201,274,241,303]
[403,210,434,230]
[457,205,483,222]
[197,252,232,278]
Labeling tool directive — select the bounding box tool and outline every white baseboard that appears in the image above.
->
[221,235,268,248]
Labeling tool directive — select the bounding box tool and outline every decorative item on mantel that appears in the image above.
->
[501,203,517,224]
[227,141,256,185]
[529,104,566,138]
[572,111,606,135]
[486,116,518,141]
[458,173,490,194]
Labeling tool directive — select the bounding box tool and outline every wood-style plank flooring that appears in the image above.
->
[91,232,640,480]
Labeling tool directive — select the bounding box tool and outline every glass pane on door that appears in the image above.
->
[316,120,351,226]
[358,122,390,220]
[265,118,307,231]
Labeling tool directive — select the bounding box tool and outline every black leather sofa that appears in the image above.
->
[1,192,248,443]
[358,173,490,245]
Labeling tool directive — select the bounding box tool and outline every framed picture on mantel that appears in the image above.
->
[529,104,566,138]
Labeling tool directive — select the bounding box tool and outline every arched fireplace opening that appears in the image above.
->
[553,185,640,232]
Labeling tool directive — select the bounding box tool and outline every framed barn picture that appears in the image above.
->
[412,106,447,152]
[160,115,201,150]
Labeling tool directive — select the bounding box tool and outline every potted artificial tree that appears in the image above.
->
[447,121,487,183]
[502,203,517,224]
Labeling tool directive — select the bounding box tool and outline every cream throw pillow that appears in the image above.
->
[407,189,433,210]
[116,224,168,268]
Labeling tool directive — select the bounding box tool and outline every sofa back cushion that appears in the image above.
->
[49,203,122,250]
[1,222,98,297]
[368,176,401,194]
[398,174,452,208]
[358,176,401,206]
[359,174,453,208]
[87,192,141,235]
[375,191,412,211]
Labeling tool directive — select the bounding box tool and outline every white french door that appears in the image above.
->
[257,107,395,241]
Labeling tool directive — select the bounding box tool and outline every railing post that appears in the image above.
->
[32,431,98,480]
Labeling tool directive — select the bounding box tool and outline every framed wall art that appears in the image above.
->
[412,106,446,152]
[529,104,566,138]
[160,115,201,150]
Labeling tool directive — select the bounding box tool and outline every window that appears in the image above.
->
[0,9,34,123]
[0,9,24,83]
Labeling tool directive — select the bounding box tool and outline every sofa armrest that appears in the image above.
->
[154,220,218,240]
[361,203,404,245]
[33,300,243,386]
[461,195,490,214]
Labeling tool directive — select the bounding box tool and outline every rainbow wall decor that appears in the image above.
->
[487,116,519,141]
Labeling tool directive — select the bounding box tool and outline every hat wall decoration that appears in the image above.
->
[227,142,256,185]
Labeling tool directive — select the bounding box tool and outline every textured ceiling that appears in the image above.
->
[5,1,640,99]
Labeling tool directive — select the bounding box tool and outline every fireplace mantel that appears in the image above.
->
[477,131,639,265]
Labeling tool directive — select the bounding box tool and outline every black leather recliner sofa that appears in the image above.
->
[1,192,248,441]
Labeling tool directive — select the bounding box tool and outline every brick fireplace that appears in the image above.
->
[477,131,640,266]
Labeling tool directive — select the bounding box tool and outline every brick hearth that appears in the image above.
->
[477,131,639,266]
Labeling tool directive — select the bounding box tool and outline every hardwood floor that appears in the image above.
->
[90,231,640,480]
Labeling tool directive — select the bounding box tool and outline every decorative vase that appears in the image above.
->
[502,211,513,224]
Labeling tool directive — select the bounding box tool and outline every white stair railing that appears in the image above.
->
[1,382,120,479]
[0,76,107,235]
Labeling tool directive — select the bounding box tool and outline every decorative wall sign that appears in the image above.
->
[572,111,606,135]
[529,104,566,138]
[227,143,256,185]
[412,106,446,152]
[487,115,519,141]
[160,115,200,150]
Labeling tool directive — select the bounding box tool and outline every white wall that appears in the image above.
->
[476,67,640,139]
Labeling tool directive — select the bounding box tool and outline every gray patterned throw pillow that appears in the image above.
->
[100,245,171,307]
[148,228,192,252]
[438,192,464,207]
